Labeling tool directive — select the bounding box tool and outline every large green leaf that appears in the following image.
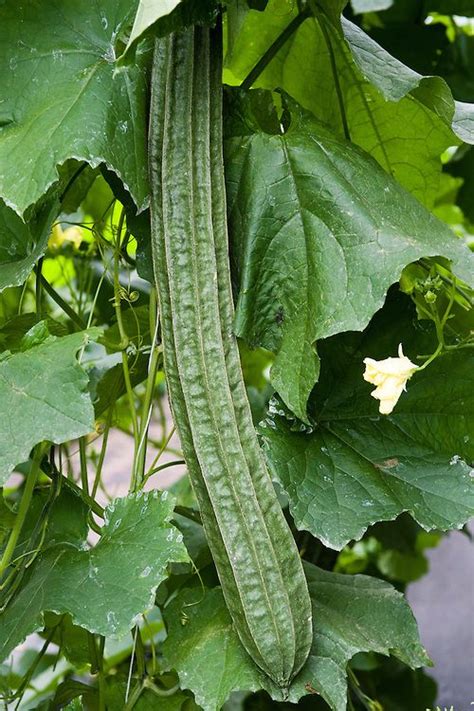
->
[163,563,429,711]
[0,0,149,216]
[0,330,99,485]
[224,0,456,205]
[226,109,474,420]
[259,294,474,549]
[341,17,474,143]
[0,491,188,661]
[0,199,57,291]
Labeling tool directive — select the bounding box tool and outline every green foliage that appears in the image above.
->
[227,102,473,419]
[0,329,99,485]
[0,491,188,661]
[0,200,58,291]
[163,564,429,711]
[0,0,150,216]
[224,0,467,206]
[260,295,474,548]
[0,0,473,708]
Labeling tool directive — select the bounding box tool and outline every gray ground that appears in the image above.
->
[407,527,474,709]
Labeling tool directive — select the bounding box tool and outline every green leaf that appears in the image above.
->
[0,491,189,662]
[122,0,219,58]
[90,352,150,417]
[42,612,91,668]
[163,586,279,710]
[0,199,57,291]
[259,294,474,549]
[341,17,474,143]
[13,486,89,561]
[0,331,99,486]
[449,146,474,224]
[226,110,474,420]
[125,0,182,54]
[0,315,60,353]
[63,700,84,711]
[163,563,429,711]
[0,0,150,216]
[224,1,456,205]
[288,563,430,709]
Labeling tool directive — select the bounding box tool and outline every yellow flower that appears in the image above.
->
[48,224,83,251]
[363,344,418,415]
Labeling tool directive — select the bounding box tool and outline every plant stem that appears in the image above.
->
[113,209,139,441]
[35,257,43,318]
[174,506,202,525]
[132,291,162,491]
[141,459,185,488]
[78,436,90,496]
[37,271,87,329]
[311,4,351,140]
[240,11,309,90]
[91,409,112,499]
[142,427,176,485]
[59,161,88,202]
[0,443,47,577]
[42,465,104,517]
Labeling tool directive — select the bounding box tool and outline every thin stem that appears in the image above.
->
[141,459,185,489]
[113,209,139,441]
[96,635,106,711]
[59,161,88,202]
[78,436,89,496]
[0,444,48,577]
[35,257,43,318]
[347,668,377,711]
[43,465,104,517]
[132,292,162,491]
[142,613,157,675]
[37,271,87,329]
[174,506,202,525]
[17,280,29,316]
[124,682,144,711]
[417,341,442,371]
[11,624,57,708]
[125,628,138,704]
[135,627,146,678]
[142,427,176,484]
[91,409,112,499]
[240,11,309,90]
